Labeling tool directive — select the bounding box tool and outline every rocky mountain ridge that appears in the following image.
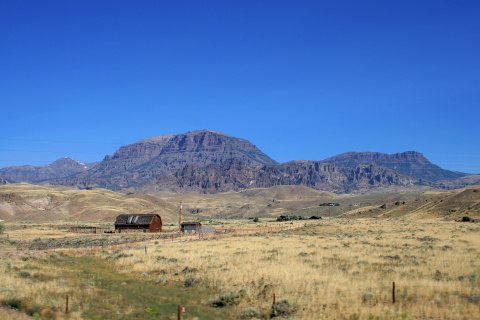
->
[323,151,466,181]
[1,130,476,194]
[142,158,426,194]
[46,130,278,190]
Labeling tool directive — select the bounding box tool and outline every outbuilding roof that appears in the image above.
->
[115,214,160,226]
[181,222,202,226]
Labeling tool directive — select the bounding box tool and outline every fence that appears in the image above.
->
[52,281,480,318]
[5,224,306,252]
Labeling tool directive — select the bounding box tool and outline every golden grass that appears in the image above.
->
[113,219,480,319]
[1,218,479,319]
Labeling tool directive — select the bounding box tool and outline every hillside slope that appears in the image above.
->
[0,184,179,223]
[342,186,480,220]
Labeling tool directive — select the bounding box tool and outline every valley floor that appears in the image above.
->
[0,218,479,319]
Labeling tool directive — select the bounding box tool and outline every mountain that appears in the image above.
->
[0,157,99,183]
[6,132,476,194]
[48,130,278,190]
[141,159,425,194]
[323,151,467,181]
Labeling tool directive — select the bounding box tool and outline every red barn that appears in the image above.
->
[114,213,162,233]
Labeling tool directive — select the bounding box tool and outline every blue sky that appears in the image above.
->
[1,1,479,174]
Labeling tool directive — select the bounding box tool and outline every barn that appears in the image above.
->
[181,222,202,233]
[114,213,162,233]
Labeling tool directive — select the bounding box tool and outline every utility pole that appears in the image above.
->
[179,201,183,233]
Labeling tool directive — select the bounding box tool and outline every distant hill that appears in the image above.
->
[0,184,179,223]
[48,130,277,190]
[323,151,467,181]
[141,158,426,194]
[0,157,99,183]
[343,186,480,221]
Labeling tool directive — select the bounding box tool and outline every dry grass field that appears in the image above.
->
[1,218,479,319]
[1,184,480,319]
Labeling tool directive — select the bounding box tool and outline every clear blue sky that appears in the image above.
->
[1,1,479,174]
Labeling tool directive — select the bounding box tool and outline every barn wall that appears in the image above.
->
[149,215,162,232]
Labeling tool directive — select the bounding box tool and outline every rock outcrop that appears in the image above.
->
[0,175,11,185]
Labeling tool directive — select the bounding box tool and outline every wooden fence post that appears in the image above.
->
[392,282,395,304]
[178,303,181,320]
[272,293,276,315]
[66,295,69,314]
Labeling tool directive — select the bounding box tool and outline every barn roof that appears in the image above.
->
[115,213,160,226]
[181,222,202,226]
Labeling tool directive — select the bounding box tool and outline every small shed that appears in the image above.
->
[181,222,202,233]
[115,213,162,233]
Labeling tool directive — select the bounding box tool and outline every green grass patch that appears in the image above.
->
[65,256,236,319]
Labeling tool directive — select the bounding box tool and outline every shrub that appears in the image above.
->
[0,223,4,234]
[2,297,22,309]
[49,252,61,259]
[272,299,293,316]
[210,291,240,307]
[239,307,260,319]
[17,270,31,278]
[362,292,375,303]
[253,217,259,222]
[184,277,200,287]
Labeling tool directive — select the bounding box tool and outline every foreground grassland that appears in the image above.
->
[1,219,480,319]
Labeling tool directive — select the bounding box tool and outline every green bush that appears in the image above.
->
[0,223,4,234]
[253,217,259,222]
[1,297,22,309]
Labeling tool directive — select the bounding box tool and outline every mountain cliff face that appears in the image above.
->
[0,158,98,183]
[146,159,424,194]
[48,130,278,189]
[323,151,466,181]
